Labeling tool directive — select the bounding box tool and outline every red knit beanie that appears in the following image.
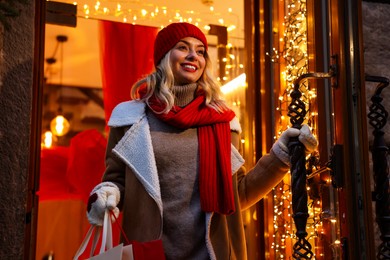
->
[154,22,208,67]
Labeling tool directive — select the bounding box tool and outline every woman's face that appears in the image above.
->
[169,37,206,85]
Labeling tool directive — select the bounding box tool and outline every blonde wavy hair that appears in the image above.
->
[130,50,228,114]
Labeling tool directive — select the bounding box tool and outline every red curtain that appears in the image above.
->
[66,129,107,203]
[99,21,158,123]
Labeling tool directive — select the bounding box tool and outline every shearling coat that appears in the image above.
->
[102,100,289,260]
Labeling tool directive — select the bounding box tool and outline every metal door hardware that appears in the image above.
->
[287,63,338,259]
[365,75,389,260]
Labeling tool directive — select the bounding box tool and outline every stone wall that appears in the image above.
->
[0,1,36,259]
[362,0,390,254]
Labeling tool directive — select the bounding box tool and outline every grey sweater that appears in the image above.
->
[147,83,209,260]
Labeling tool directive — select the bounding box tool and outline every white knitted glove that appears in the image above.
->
[272,124,318,165]
[298,124,318,153]
[87,182,120,226]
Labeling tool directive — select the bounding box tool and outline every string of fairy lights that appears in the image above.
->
[268,0,326,258]
[51,0,240,35]
[268,0,343,258]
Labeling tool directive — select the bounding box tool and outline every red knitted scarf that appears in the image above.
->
[146,93,236,215]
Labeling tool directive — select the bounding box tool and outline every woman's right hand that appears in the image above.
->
[87,182,120,226]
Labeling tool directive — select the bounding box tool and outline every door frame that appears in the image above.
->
[26,0,45,258]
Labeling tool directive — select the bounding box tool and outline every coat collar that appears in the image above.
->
[108,100,146,127]
[109,101,163,213]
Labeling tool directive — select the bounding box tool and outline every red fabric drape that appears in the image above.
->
[39,146,71,200]
[98,21,158,123]
[66,129,107,203]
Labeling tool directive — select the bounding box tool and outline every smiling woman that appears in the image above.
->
[37,1,250,259]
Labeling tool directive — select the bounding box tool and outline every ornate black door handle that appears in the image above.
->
[366,75,389,260]
[288,66,336,259]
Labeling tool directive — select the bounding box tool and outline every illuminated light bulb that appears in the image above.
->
[50,115,70,137]
[42,131,54,148]
[141,9,147,16]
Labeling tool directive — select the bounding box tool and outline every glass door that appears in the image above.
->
[245,0,376,259]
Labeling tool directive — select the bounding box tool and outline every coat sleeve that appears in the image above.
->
[236,148,290,210]
[102,126,128,209]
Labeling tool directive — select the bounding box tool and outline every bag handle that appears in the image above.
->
[73,210,114,260]
[110,211,131,245]
[99,210,113,253]
[89,226,102,256]
[73,225,96,260]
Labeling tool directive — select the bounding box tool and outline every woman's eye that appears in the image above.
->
[197,50,205,56]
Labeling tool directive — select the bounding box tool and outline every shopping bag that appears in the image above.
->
[110,212,166,260]
[73,210,133,260]
[74,210,165,260]
[130,239,165,260]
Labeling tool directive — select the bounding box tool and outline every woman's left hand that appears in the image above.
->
[272,124,318,165]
